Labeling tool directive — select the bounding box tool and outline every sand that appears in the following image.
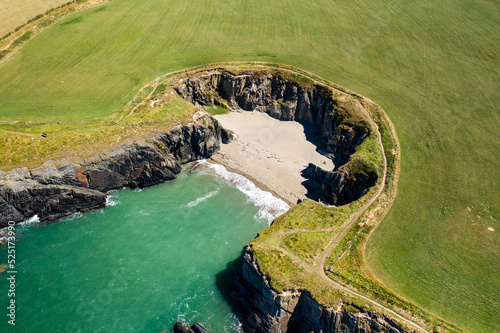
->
[211,111,334,205]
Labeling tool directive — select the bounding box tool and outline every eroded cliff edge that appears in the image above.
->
[0,111,232,227]
[174,70,378,206]
[228,246,415,333]
[173,68,414,332]
[0,65,415,332]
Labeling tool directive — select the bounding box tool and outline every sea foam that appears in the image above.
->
[19,214,40,226]
[196,160,290,223]
[106,192,119,207]
[185,188,220,208]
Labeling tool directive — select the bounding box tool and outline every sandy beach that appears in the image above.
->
[211,111,334,205]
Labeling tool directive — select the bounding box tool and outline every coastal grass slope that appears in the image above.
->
[243,69,456,331]
[0,0,498,331]
[0,72,200,169]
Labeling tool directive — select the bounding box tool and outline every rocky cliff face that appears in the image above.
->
[304,163,377,207]
[0,111,232,227]
[175,70,376,205]
[231,246,414,333]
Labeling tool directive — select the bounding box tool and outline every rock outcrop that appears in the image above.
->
[304,163,377,207]
[0,111,232,227]
[173,322,210,333]
[231,246,414,333]
[0,181,106,225]
[191,323,210,333]
[175,70,377,205]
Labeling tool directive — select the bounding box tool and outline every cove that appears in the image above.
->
[0,167,278,332]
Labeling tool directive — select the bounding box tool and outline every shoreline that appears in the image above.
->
[211,111,334,206]
[206,157,294,207]
[0,64,439,331]
[194,159,290,221]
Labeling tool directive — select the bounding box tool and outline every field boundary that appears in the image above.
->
[0,0,495,328]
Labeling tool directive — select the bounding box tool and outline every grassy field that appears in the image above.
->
[0,0,498,331]
[0,0,71,36]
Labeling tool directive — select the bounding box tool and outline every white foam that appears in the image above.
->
[196,160,290,224]
[185,189,220,208]
[106,193,119,207]
[19,214,40,226]
[254,208,274,222]
[62,212,83,221]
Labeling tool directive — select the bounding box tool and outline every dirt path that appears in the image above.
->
[269,241,428,332]
[0,79,160,137]
[113,80,162,126]
[314,99,388,272]
[252,73,427,331]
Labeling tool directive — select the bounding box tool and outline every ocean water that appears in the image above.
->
[0,162,289,333]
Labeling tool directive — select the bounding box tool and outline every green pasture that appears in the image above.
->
[0,0,498,331]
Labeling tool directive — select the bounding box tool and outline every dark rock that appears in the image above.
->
[0,111,231,225]
[304,163,377,206]
[174,71,375,205]
[80,143,180,192]
[228,246,414,333]
[173,322,194,333]
[0,180,106,227]
[172,321,211,333]
[191,323,210,333]
[155,111,232,164]
[0,195,24,225]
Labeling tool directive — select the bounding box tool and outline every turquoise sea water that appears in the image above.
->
[0,164,288,332]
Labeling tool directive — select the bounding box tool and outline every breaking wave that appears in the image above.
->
[185,189,220,208]
[106,192,119,207]
[195,160,290,223]
[19,214,40,226]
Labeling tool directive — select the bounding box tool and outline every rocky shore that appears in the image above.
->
[0,67,396,333]
[175,69,378,206]
[0,111,232,227]
[174,69,407,332]
[230,246,415,333]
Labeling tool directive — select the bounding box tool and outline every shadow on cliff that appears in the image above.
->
[215,254,247,317]
[300,120,354,169]
[300,122,327,154]
[301,168,322,203]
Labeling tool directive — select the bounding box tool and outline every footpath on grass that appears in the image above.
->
[0,62,460,332]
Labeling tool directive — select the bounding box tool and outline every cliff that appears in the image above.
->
[0,66,399,332]
[230,246,415,333]
[0,111,232,227]
[174,70,377,206]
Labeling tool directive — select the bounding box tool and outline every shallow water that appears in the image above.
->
[0,165,288,332]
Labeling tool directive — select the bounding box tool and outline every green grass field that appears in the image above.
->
[0,0,498,331]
